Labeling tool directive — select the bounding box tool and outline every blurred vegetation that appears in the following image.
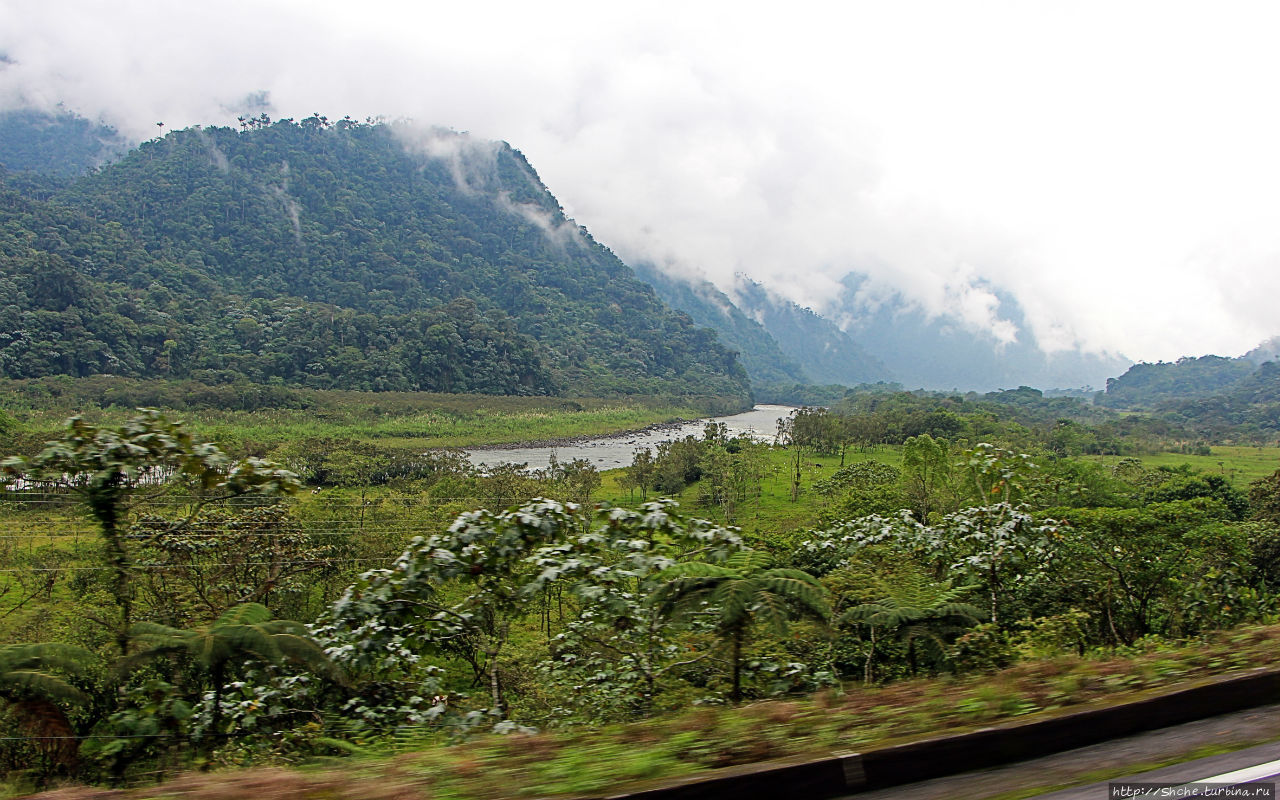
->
[0,397,1277,795]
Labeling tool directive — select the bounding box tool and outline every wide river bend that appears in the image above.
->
[462,404,795,472]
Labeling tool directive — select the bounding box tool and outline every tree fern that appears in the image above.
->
[128,602,341,741]
[650,550,829,702]
[0,642,96,765]
[840,572,982,682]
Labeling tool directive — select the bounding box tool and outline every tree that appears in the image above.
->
[841,573,981,683]
[624,447,655,501]
[901,433,952,521]
[1054,500,1243,642]
[131,505,334,620]
[810,502,1057,626]
[545,456,601,506]
[323,498,578,716]
[1,410,299,655]
[0,643,96,766]
[127,603,339,741]
[962,443,1037,505]
[1250,468,1280,524]
[532,500,746,718]
[651,550,829,702]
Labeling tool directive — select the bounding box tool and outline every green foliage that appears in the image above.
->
[949,623,1016,673]
[0,642,96,773]
[531,500,747,720]
[126,603,340,750]
[1100,355,1257,409]
[813,461,900,496]
[651,550,829,702]
[900,433,952,520]
[129,603,336,680]
[1142,470,1249,520]
[0,119,750,401]
[1051,500,1249,642]
[0,109,129,180]
[1102,358,1280,442]
[4,356,1280,788]
[841,571,981,681]
[131,504,337,621]
[1249,468,1280,524]
[1,409,299,656]
[811,502,1057,626]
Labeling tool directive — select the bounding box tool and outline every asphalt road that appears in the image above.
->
[1039,742,1280,799]
[843,703,1280,800]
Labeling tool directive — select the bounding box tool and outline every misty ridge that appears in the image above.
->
[1,106,1278,414]
[0,110,751,401]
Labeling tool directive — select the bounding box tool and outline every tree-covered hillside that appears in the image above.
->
[1101,355,1280,441]
[730,275,890,387]
[0,115,750,401]
[0,109,129,180]
[631,263,809,387]
[1099,355,1256,409]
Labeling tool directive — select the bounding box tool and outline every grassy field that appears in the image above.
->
[1088,445,1280,485]
[1,385,731,454]
[595,445,901,541]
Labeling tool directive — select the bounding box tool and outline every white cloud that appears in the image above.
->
[2,0,1278,362]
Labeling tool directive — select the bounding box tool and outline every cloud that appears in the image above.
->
[2,0,1279,362]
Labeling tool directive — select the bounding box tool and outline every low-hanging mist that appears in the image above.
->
[3,1,1279,365]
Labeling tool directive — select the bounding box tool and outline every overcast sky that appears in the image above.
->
[2,0,1277,363]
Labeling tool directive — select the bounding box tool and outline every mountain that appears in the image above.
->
[1098,355,1256,409]
[630,261,1127,395]
[630,263,809,387]
[728,275,891,387]
[0,108,129,180]
[1243,336,1280,367]
[1098,345,1280,441]
[836,273,1130,392]
[0,114,750,402]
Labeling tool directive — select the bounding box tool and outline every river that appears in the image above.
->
[463,404,796,472]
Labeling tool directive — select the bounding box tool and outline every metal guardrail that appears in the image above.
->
[595,668,1280,800]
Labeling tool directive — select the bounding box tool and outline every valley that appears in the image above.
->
[1,108,1279,800]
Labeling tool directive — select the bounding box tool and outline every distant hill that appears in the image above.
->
[631,263,809,386]
[837,273,1131,392]
[728,275,891,387]
[1098,355,1256,409]
[0,114,750,402]
[1100,348,1280,441]
[0,108,129,180]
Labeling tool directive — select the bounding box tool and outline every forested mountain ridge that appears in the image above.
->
[0,115,750,401]
[728,275,891,387]
[631,263,810,386]
[1100,352,1280,441]
[1099,355,1256,409]
[0,108,130,180]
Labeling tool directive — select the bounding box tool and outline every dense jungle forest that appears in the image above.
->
[0,114,749,401]
[0,386,1278,797]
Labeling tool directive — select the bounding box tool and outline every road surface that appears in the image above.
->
[843,703,1280,799]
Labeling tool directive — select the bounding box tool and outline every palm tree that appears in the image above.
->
[651,551,829,703]
[128,603,341,738]
[0,643,96,765]
[841,572,982,683]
